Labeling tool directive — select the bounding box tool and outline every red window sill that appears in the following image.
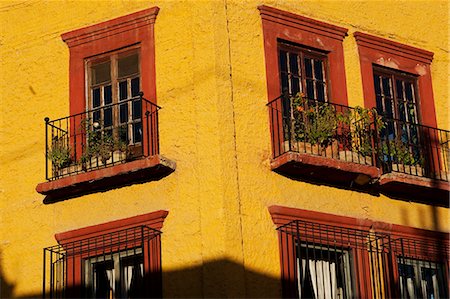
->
[271,152,380,187]
[36,155,175,201]
[379,172,450,204]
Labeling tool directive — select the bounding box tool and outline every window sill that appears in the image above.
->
[379,172,450,204]
[36,155,175,202]
[271,151,380,188]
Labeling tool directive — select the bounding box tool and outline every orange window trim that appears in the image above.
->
[61,6,159,118]
[258,5,349,106]
[354,31,437,128]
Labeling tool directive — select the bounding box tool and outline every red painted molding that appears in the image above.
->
[61,7,159,48]
[354,32,433,64]
[354,31,437,128]
[36,155,176,196]
[62,6,159,120]
[380,173,450,191]
[258,5,348,41]
[269,205,449,243]
[55,210,168,244]
[259,5,349,106]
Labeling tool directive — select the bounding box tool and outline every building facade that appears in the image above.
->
[0,0,449,298]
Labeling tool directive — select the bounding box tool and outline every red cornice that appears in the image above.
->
[258,5,348,41]
[55,210,169,244]
[61,6,160,48]
[354,31,433,64]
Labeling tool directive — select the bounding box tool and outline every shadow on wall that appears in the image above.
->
[12,258,281,298]
[0,251,16,299]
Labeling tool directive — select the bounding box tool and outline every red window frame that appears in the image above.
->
[354,31,436,128]
[61,7,159,160]
[53,210,168,298]
[258,5,349,106]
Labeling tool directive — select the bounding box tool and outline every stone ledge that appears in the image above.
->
[36,155,176,201]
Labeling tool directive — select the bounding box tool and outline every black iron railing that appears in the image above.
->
[267,94,380,166]
[378,118,450,181]
[44,93,160,180]
[390,237,449,299]
[277,220,392,298]
[43,225,162,299]
[267,94,450,182]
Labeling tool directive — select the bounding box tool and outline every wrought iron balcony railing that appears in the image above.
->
[267,94,450,182]
[267,94,380,167]
[44,93,160,180]
[378,118,450,181]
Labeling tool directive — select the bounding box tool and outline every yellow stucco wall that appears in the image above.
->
[0,0,448,297]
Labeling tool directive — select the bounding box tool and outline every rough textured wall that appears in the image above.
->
[0,0,448,298]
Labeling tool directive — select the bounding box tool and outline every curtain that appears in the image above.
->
[298,258,337,299]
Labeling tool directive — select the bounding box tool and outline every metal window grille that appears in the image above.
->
[391,237,449,299]
[277,220,392,298]
[43,225,162,299]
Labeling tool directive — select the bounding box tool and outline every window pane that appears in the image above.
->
[131,77,140,97]
[133,122,142,143]
[304,58,313,77]
[373,74,381,95]
[316,82,325,102]
[118,53,139,78]
[119,81,128,101]
[120,104,128,123]
[119,125,128,143]
[405,82,415,102]
[289,53,299,76]
[104,85,112,105]
[92,88,101,108]
[281,73,289,94]
[104,108,113,127]
[291,77,300,95]
[91,61,111,85]
[314,59,324,81]
[93,110,101,125]
[396,80,403,99]
[382,77,392,98]
[132,99,141,120]
[306,79,314,99]
[279,50,287,72]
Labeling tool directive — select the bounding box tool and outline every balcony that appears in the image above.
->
[36,93,175,200]
[267,94,381,188]
[267,94,449,201]
[378,118,450,202]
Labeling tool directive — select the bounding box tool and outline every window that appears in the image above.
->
[274,216,389,298]
[43,210,168,299]
[279,43,329,102]
[87,50,143,151]
[392,238,449,299]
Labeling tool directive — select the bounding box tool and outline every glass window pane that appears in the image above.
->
[104,108,113,127]
[93,110,101,124]
[405,82,415,102]
[306,79,314,99]
[91,61,111,85]
[120,104,128,123]
[131,77,140,97]
[279,50,287,72]
[132,99,141,120]
[289,53,299,76]
[119,125,128,143]
[382,77,392,98]
[304,58,313,77]
[92,88,101,108]
[291,77,300,95]
[119,81,128,101]
[281,73,289,94]
[104,85,112,105]
[316,82,325,102]
[373,74,381,95]
[118,53,139,78]
[133,122,142,143]
[396,79,403,99]
[314,59,324,81]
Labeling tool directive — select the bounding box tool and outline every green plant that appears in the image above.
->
[48,140,72,169]
[351,107,384,157]
[381,139,423,166]
[291,93,338,148]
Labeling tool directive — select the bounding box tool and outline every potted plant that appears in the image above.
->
[380,139,424,176]
[47,139,72,176]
